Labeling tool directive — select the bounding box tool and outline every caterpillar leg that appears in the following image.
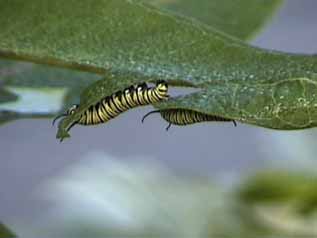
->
[165,123,172,131]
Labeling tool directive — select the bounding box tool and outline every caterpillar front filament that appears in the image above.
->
[142,108,236,130]
[53,81,169,131]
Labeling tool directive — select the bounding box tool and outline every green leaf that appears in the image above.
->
[25,0,312,139]
[1,0,315,140]
[156,74,317,130]
[0,88,18,103]
[149,0,283,40]
[0,223,15,238]
[238,170,317,214]
[0,0,286,75]
[237,170,317,236]
[0,0,283,127]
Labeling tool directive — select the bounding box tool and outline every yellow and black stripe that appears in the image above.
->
[53,81,169,129]
[142,109,236,130]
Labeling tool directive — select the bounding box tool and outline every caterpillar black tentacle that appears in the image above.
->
[141,110,161,123]
[142,109,237,130]
[52,113,67,126]
[53,81,169,131]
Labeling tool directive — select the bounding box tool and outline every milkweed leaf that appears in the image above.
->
[2,0,316,139]
[156,75,317,130]
[0,0,283,126]
[0,0,284,75]
[21,1,311,139]
[0,88,18,104]
[149,0,283,40]
[237,170,317,236]
[0,223,16,238]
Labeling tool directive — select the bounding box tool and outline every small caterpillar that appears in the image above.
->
[53,81,169,131]
[142,108,236,130]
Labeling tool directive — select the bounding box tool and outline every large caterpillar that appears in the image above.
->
[142,108,236,130]
[53,81,169,131]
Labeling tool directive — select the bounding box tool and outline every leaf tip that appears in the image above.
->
[55,117,72,142]
[56,128,71,142]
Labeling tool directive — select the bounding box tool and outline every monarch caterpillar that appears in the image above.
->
[53,81,169,131]
[142,108,237,130]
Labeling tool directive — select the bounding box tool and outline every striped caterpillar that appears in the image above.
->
[53,81,169,131]
[142,108,236,130]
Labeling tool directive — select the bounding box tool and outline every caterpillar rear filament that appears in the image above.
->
[53,81,169,131]
[142,108,236,130]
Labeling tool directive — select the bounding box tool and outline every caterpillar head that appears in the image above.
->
[156,81,169,100]
[66,104,79,115]
[53,104,80,142]
[52,104,79,126]
[156,80,168,92]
